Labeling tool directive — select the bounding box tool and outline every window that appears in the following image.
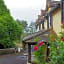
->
[42,21,44,29]
[49,14,52,28]
[39,24,41,30]
[36,25,38,30]
[49,16,51,28]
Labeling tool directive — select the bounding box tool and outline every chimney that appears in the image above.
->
[40,10,46,16]
[46,0,51,10]
[35,15,42,24]
[38,15,41,20]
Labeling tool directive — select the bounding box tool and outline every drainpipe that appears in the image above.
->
[61,0,63,22]
[61,0,63,32]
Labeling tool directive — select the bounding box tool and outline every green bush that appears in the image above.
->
[48,22,64,64]
[0,0,23,48]
[34,42,46,64]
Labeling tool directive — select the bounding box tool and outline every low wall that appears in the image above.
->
[0,48,15,55]
[0,48,24,55]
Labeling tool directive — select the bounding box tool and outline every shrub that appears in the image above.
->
[34,41,46,64]
[48,22,64,64]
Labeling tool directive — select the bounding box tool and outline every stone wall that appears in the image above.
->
[0,48,23,55]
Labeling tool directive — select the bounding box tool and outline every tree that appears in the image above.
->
[16,19,36,34]
[28,22,36,34]
[16,19,28,33]
[0,0,23,48]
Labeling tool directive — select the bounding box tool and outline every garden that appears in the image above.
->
[32,22,64,64]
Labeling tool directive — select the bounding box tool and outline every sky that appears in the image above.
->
[4,0,60,24]
[4,0,46,24]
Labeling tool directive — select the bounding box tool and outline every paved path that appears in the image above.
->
[0,54,27,64]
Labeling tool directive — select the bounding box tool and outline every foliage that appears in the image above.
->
[33,37,40,42]
[33,23,64,64]
[0,0,23,48]
[0,0,10,16]
[34,42,46,64]
[16,20,36,34]
[16,19,28,32]
[28,22,36,34]
[49,39,64,64]
[48,23,64,64]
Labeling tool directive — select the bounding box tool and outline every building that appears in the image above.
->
[22,0,64,63]
[36,0,61,40]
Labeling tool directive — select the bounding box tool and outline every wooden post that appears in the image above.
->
[46,43,50,62]
[28,43,31,63]
[47,14,49,29]
[22,41,37,63]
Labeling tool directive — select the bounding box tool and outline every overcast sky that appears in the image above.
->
[4,0,46,24]
[4,0,60,24]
